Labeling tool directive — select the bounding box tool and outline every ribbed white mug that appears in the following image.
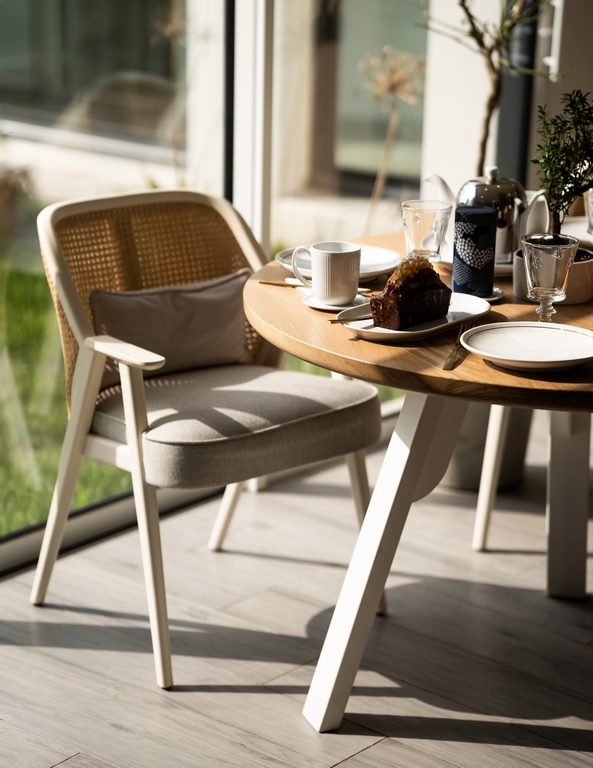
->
[291,241,361,306]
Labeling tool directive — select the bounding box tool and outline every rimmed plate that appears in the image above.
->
[461,322,593,371]
[303,293,368,312]
[337,293,490,343]
[275,245,401,282]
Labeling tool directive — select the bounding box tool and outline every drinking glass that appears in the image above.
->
[401,199,452,263]
[521,233,579,322]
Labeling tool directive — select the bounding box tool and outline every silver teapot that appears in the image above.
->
[425,166,549,264]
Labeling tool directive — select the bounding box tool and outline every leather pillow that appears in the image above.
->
[89,269,252,389]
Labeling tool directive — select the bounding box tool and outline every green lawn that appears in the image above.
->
[1,245,131,538]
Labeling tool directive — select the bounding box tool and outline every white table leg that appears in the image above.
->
[302,392,469,732]
[472,404,512,551]
[547,411,590,598]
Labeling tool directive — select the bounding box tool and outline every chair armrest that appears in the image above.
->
[85,335,165,371]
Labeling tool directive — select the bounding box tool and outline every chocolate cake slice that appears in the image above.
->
[370,255,451,330]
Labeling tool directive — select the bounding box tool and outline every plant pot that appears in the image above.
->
[513,247,593,304]
[442,403,532,491]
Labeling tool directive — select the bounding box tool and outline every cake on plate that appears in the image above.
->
[370,255,451,330]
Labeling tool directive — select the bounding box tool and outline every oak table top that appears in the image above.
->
[244,232,593,412]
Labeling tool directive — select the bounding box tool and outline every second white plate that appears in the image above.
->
[338,293,491,343]
[461,322,593,371]
[276,245,401,282]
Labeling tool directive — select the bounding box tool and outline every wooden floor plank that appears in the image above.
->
[0,720,78,768]
[58,755,121,768]
[0,408,592,767]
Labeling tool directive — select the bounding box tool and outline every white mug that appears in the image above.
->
[291,241,361,306]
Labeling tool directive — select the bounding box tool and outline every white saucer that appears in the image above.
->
[453,287,504,303]
[276,245,401,282]
[461,322,593,371]
[484,287,505,302]
[303,294,368,312]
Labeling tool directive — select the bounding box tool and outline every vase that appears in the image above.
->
[441,403,532,491]
[513,247,593,305]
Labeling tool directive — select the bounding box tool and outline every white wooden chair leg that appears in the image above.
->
[345,451,370,529]
[30,345,105,606]
[345,450,387,615]
[30,440,84,605]
[208,481,247,551]
[472,404,511,551]
[120,364,172,689]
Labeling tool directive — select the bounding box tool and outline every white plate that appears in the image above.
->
[461,322,593,371]
[303,293,368,312]
[338,293,491,343]
[275,245,401,282]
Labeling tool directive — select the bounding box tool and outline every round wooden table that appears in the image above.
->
[243,234,592,732]
[245,233,593,412]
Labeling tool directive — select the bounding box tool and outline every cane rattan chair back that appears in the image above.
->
[30,189,382,689]
[43,193,277,408]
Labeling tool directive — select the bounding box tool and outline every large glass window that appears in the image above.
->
[0,0,185,150]
[0,172,133,538]
[0,1,187,540]
[0,0,419,544]
[271,0,428,247]
[335,0,426,186]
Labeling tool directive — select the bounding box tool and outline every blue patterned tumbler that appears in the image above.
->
[452,205,497,298]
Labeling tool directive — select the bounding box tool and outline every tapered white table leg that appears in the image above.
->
[547,411,590,598]
[302,392,468,732]
[472,404,511,551]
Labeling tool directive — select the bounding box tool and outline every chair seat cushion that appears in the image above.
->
[92,366,381,488]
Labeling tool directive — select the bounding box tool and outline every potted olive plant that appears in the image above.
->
[533,89,593,236]
[514,89,593,304]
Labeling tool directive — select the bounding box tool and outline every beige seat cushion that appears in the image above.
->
[93,366,381,488]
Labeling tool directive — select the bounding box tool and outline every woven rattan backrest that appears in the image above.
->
[41,194,269,408]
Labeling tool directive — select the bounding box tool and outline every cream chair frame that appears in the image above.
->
[30,189,379,689]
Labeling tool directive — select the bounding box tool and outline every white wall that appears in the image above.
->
[185,0,225,196]
[525,0,593,189]
[271,0,316,198]
[420,0,499,200]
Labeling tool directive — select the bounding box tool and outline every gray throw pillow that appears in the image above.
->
[89,269,252,389]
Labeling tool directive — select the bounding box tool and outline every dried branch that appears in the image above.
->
[423,0,552,176]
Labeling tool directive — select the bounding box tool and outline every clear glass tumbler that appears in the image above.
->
[521,233,579,322]
[401,199,452,263]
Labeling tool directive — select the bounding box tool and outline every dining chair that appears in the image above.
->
[29,188,382,688]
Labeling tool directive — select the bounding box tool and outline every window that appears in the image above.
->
[0,0,185,152]
[0,1,188,543]
[334,0,427,189]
